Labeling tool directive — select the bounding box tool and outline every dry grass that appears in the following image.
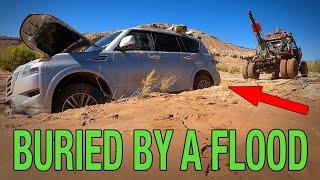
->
[217,64,241,74]
[139,69,177,95]
[307,61,320,73]
[228,66,241,74]
[160,75,176,92]
[141,69,158,95]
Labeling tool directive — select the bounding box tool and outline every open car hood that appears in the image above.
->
[20,13,98,57]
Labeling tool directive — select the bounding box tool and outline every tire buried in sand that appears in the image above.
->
[52,83,111,113]
[193,75,213,90]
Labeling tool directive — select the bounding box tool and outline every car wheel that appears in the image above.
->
[52,83,110,113]
[193,75,213,90]
[287,58,299,79]
[247,62,260,79]
[299,61,308,77]
[242,61,249,79]
[280,60,288,79]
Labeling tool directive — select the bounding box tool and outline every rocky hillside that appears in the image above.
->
[0,36,21,49]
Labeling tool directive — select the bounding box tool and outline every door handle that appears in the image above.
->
[183,56,192,60]
[148,54,160,61]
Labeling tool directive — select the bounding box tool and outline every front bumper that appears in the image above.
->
[5,72,50,115]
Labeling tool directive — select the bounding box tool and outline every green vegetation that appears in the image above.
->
[228,66,241,74]
[0,44,41,71]
[307,60,320,73]
[217,64,241,74]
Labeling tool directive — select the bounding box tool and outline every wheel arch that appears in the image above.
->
[48,71,113,112]
[191,69,214,90]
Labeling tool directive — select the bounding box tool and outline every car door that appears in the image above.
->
[179,36,201,88]
[112,30,155,96]
[151,32,187,92]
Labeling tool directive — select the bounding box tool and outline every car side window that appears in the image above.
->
[126,31,153,51]
[152,32,181,52]
[180,36,199,53]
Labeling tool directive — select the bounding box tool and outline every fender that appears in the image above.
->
[44,65,114,108]
[189,66,216,90]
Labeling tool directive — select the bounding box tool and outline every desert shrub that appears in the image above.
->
[141,69,158,95]
[138,69,177,96]
[231,54,238,58]
[216,65,229,72]
[307,61,320,73]
[216,64,240,74]
[228,66,240,74]
[0,44,41,71]
[160,75,176,92]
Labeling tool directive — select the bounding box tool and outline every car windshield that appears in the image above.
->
[86,31,122,52]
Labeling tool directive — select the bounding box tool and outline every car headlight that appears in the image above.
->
[20,65,39,77]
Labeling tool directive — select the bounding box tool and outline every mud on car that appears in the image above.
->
[5,14,220,114]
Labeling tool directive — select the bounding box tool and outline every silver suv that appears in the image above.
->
[5,14,220,114]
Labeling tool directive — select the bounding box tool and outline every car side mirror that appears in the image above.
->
[119,35,136,51]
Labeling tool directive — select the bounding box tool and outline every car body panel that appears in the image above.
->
[6,14,220,115]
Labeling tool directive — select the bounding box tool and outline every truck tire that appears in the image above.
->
[242,61,249,79]
[271,71,279,80]
[287,58,299,79]
[300,61,308,77]
[193,75,213,90]
[52,83,110,113]
[280,60,288,79]
[247,62,260,79]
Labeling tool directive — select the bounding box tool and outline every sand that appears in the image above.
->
[0,72,319,180]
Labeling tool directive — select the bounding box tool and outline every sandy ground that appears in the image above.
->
[0,71,319,180]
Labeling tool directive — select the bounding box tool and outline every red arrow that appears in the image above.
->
[228,86,309,115]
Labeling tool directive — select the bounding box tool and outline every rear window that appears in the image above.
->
[152,32,181,52]
[180,36,199,53]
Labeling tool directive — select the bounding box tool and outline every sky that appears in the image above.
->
[0,0,319,59]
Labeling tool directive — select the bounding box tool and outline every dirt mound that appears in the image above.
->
[1,72,320,179]
[0,69,319,179]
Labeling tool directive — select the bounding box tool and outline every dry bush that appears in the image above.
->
[0,44,41,71]
[307,61,320,73]
[228,66,241,74]
[141,69,158,95]
[217,64,240,74]
[139,69,177,96]
[160,75,176,92]
[216,64,229,72]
